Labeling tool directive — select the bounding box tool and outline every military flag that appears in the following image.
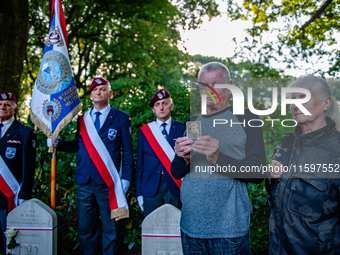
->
[30,0,81,148]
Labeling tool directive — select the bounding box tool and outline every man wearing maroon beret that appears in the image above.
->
[136,89,183,216]
[0,92,36,254]
[53,77,133,255]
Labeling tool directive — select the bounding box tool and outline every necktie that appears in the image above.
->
[0,123,3,138]
[161,122,168,138]
[94,112,101,132]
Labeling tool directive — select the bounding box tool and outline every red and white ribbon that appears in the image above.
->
[0,156,20,212]
[141,122,182,189]
[80,110,128,212]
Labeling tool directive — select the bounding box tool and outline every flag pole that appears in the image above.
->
[51,147,57,211]
[30,0,81,211]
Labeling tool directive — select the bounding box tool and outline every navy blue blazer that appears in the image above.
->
[0,120,37,210]
[58,107,133,184]
[136,119,184,198]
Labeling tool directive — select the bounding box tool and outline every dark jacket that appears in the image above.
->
[136,119,184,197]
[0,120,37,210]
[268,118,340,255]
[58,107,133,184]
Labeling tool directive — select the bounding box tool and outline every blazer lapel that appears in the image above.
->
[0,120,19,146]
[99,106,117,133]
[167,119,178,143]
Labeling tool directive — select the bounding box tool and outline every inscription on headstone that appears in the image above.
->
[142,204,182,255]
[6,198,57,255]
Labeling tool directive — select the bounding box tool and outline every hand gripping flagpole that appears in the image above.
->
[30,0,81,211]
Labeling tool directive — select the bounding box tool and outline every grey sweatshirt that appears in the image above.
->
[177,106,266,238]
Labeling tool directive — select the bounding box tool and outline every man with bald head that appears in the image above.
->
[0,91,36,254]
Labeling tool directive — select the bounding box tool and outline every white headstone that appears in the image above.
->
[6,198,57,255]
[142,204,182,255]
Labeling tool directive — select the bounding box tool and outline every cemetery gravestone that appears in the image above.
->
[142,204,182,255]
[6,198,57,255]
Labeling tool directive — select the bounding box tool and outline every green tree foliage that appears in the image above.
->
[186,54,285,79]
[23,0,219,93]
[17,0,219,120]
[0,0,29,102]
[226,0,340,76]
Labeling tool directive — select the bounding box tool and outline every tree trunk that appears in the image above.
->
[0,0,29,101]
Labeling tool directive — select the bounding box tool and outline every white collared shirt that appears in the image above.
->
[155,117,172,134]
[91,105,111,129]
[0,116,15,139]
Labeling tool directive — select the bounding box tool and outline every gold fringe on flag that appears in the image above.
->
[111,207,129,221]
[30,103,82,153]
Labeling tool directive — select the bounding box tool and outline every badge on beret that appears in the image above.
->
[95,78,103,84]
[5,147,16,159]
[108,129,117,140]
[149,89,171,107]
[32,140,37,149]
[89,77,109,93]
[0,92,17,104]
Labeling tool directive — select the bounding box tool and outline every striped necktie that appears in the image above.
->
[161,122,168,138]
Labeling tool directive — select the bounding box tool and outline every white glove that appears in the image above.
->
[47,136,59,147]
[137,196,144,212]
[18,199,26,205]
[121,179,130,195]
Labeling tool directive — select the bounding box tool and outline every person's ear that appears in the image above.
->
[323,97,332,111]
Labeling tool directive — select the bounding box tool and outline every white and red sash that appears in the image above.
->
[141,122,182,189]
[0,155,20,212]
[79,110,129,220]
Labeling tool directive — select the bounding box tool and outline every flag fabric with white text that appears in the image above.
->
[30,0,81,145]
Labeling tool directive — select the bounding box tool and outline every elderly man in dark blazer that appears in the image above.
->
[0,91,36,254]
[136,89,183,216]
[55,77,133,255]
